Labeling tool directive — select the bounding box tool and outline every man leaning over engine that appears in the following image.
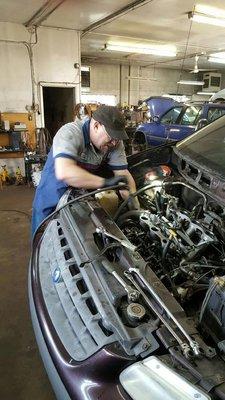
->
[31,105,139,236]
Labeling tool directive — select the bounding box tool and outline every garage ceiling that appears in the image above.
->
[1,0,225,71]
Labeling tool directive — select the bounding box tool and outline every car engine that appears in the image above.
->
[117,176,225,316]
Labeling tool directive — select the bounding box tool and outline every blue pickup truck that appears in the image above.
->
[134,97,225,147]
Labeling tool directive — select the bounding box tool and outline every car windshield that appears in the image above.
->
[160,106,183,124]
[175,115,225,176]
[180,105,202,125]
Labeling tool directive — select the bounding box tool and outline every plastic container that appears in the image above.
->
[95,190,119,216]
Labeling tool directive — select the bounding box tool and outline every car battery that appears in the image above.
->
[200,277,225,344]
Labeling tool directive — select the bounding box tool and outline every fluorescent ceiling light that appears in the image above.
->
[126,76,158,81]
[189,13,225,27]
[197,91,215,95]
[177,80,204,85]
[209,51,225,58]
[208,52,225,63]
[195,4,225,19]
[189,5,225,27]
[105,43,177,57]
[208,57,225,64]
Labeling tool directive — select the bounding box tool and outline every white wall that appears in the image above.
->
[0,23,80,127]
[85,62,204,105]
[0,23,32,112]
[87,63,120,100]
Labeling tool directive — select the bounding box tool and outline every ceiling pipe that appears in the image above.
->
[24,0,65,28]
[81,0,153,37]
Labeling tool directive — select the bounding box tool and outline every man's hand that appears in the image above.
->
[102,175,128,188]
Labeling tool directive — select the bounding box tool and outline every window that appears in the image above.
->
[207,107,225,123]
[180,106,202,126]
[81,66,90,92]
[161,107,183,124]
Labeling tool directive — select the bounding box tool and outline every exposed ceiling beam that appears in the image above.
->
[24,0,65,28]
[81,0,153,37]
[81,51,208,68]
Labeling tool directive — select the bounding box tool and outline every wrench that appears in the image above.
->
[96,226,136,252]
[124,271,188,350]
[128,268,201,357]
[102,260,139,302]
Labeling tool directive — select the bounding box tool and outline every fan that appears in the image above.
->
[189,55,218,73]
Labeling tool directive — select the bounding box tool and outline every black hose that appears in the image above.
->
[117,210,144,225]
[114,180,207,222]
[199,281,217,323]
[32,183,128,243]
[161,239,178,298]
[162,240,171,267]
[113,182,163,221]
[155,191,162,213]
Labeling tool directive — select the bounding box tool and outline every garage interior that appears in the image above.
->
[1,1,225,399]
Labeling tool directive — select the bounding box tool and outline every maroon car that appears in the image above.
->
[29,116,225,400]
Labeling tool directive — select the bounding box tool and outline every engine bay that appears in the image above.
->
[117,175,225,320]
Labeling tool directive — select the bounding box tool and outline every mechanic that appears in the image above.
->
[31,105,139,236]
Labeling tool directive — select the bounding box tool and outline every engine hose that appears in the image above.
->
[155,191,162,213]
[114,180,207,221]
[32,183,128,243]
[117,210,144,226]
[161,239,172,268]
[114,182,163,221]
[199,281,217,324]
[161,239,178,298]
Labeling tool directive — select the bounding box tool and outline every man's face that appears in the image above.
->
[91,121,119,153]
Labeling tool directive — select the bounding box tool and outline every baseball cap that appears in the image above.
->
[93,105,128,140]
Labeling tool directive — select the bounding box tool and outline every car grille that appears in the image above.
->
[38,220,116,361]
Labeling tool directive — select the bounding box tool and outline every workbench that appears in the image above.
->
[0,150,25,176]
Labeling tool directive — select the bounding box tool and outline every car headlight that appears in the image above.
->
[120,356,211,400]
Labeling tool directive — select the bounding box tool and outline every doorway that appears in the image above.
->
[43,86,75,138]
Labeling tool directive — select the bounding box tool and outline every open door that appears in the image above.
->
[43,86,75,139]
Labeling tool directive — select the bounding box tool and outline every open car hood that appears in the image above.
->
[144,96,179,118]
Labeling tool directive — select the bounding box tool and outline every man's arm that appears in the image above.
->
[55,157,104,189]
[113,169,136,193]
[113,169,140,209]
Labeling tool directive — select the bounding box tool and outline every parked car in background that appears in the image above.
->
[134,97,225,147]
[210,88,225,102]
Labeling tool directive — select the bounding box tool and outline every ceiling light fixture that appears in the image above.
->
[177,80,204,85]
[104,43,177,57]
[126,76,158,81]
[208,52,225,64]
[188,5,225,27]
[197,91,215,95]
[208,57,225,64]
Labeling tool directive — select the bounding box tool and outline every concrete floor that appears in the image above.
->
[0,185,55,400]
